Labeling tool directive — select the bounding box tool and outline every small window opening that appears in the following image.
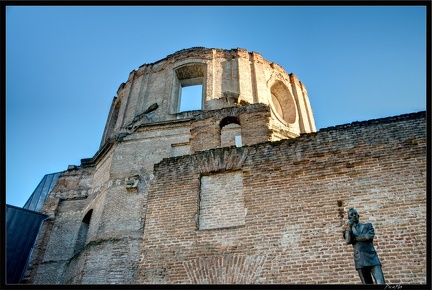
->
[74,209,93,255]
[220,116,241,148]
[180,84,203,112]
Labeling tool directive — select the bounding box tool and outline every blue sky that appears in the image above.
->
[5,5,427,207]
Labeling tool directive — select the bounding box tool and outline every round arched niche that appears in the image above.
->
[219,116,241,148]
[269,80,297,125]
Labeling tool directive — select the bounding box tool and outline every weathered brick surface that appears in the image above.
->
[24,47,425,285]
[100,47,315,147]
[183,254,266,283]
[190,104,273,152]
[32,198,88,284]
[137,111,426,284]
[220,123,241,147]
[199,171,245,230]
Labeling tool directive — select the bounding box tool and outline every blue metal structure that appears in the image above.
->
[6,172,61,284]
[6,205,49,284]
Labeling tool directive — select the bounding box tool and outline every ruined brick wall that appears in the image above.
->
[31,198,90,283]
[23,47,424,285]
[238,108,272,145]
[190,104,272,152]
[26,167,94,283]
[137,111,426,284]
[26,104,278,284]
[100,48,315,149]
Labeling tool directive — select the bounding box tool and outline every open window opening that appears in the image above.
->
[180,84,203,112]
[220,116,242,147]
[174,63,206,113]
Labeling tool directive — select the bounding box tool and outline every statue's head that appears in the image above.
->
[347,208,360,223]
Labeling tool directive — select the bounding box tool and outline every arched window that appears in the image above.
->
[220,116,242,147]
[74,209,93,255]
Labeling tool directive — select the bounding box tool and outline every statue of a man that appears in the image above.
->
[344,208,385,284]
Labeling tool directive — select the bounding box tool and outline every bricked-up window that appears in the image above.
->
[171,142,191,157]
[173,63,206,113]
[199,171,245,230]
[73,209,92,255]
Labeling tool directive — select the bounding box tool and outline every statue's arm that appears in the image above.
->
[355,223,375,242]
[345,227,353,244]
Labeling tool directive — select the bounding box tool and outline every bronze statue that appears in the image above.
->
[344,208,385,284]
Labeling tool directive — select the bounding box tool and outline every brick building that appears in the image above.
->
[21,47,426,284]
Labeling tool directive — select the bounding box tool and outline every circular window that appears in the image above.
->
[269,80,296,124]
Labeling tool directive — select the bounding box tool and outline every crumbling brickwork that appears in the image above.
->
[24,48,426,285]
[137,111,426,284]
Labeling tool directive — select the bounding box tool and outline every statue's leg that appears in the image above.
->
[357,268,374,284]
[371,266,385,284]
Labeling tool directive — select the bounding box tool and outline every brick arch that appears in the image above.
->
[183,254,266,284]
[219,116,240,128]
[174,62,206,81]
